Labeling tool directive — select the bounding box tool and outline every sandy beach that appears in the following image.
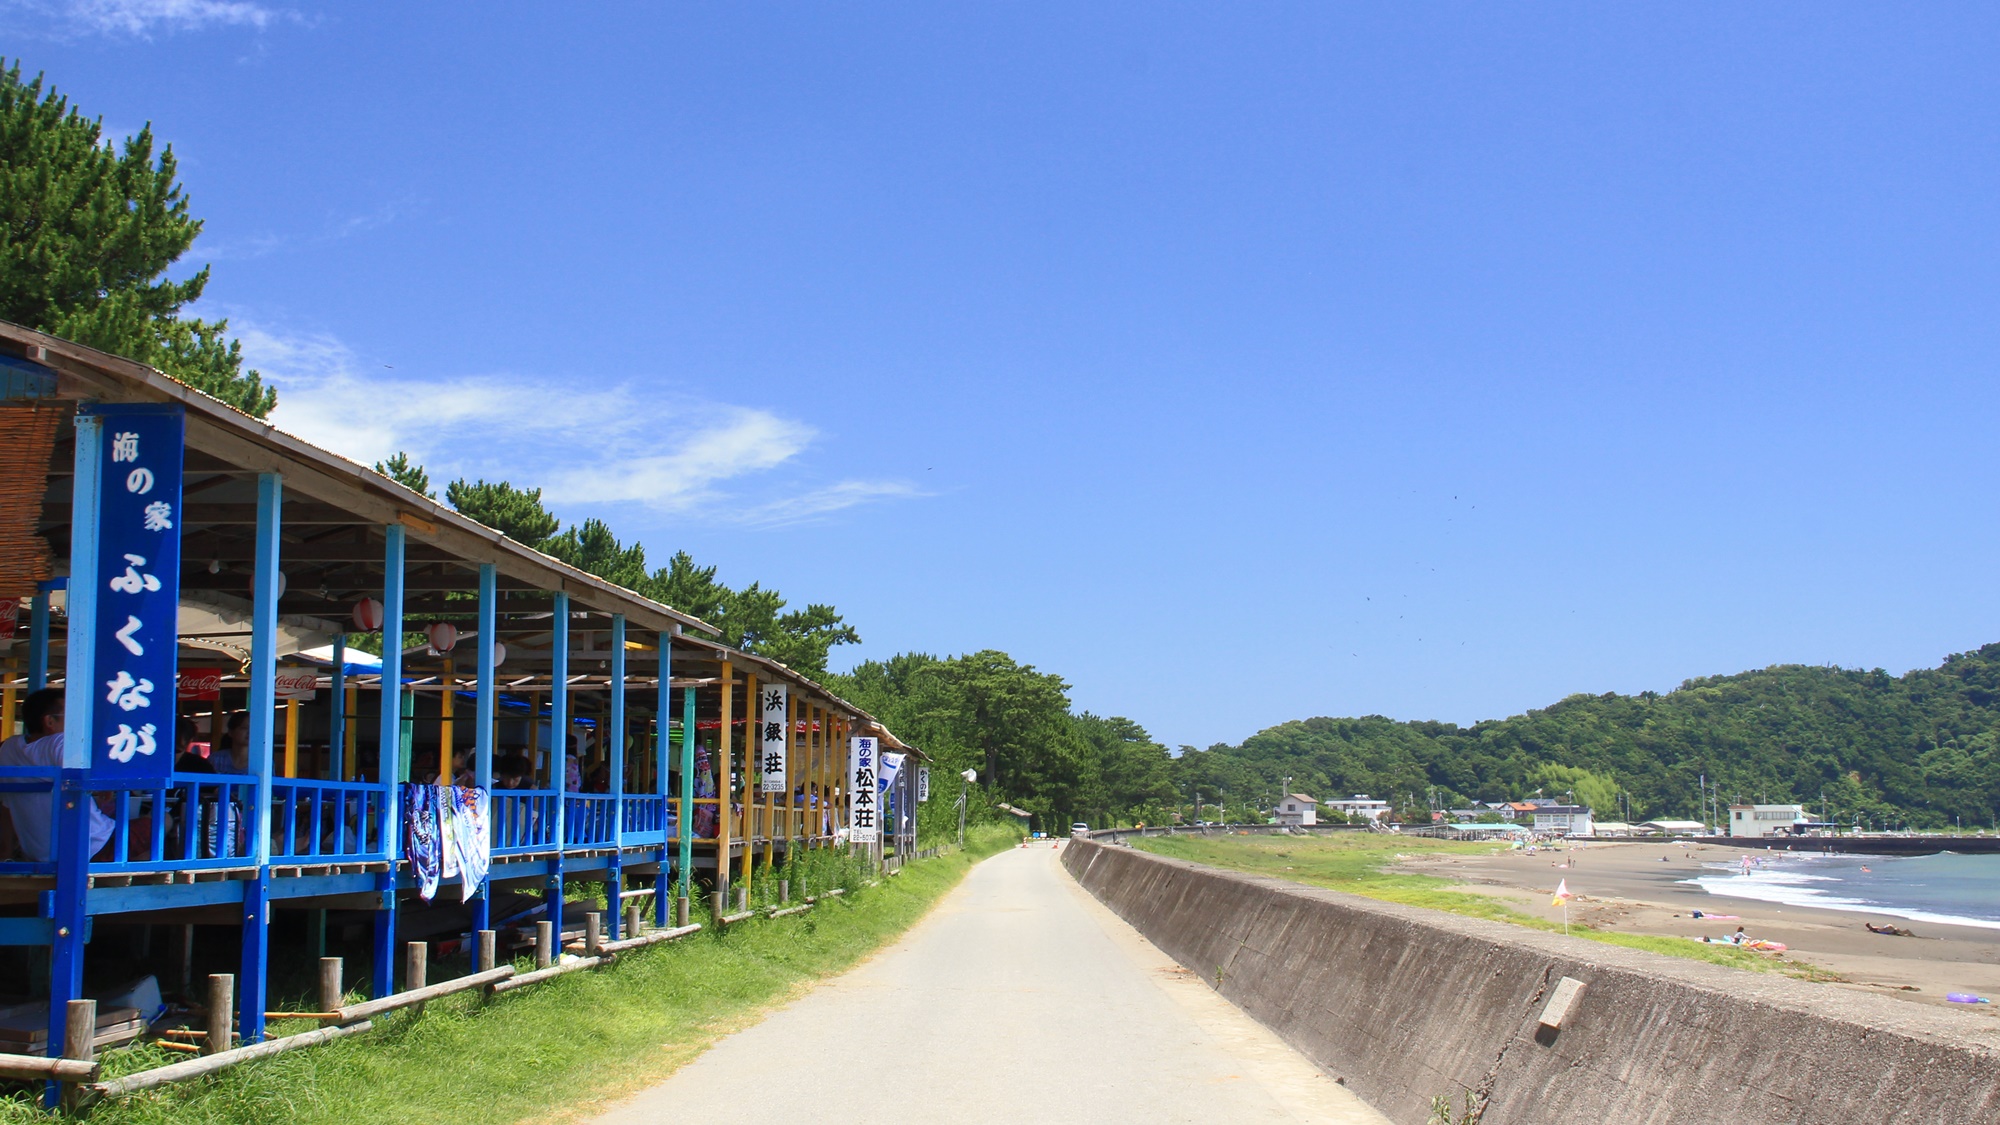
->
[1395,840,2000,1015]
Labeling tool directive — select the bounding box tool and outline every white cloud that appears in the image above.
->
[738,480,930,527]
[52,0,280,34]
[244,322,920,525]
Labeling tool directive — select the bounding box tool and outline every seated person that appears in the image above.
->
[494,754,534,789]
[0,689,115,861]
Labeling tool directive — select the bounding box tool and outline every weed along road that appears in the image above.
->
[594,844,1387,1124]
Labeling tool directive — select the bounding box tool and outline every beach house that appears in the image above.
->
[1727,803,1809,837]
[1274,794,1317,826]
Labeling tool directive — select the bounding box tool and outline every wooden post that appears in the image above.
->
[780,878,789,905]
[584,912,602,956]
[736,886,748,912]
[624,902,641,937]
[61,998,94,1108]
[405,943,427,1016]
[718,660,733,898]
[205,974,233,1056]
[535,920,554,969]
[317,958,343,1027]
[709,891,724,923]
[477,929,497,973]
[676,895,689,927]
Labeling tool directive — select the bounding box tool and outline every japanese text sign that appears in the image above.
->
[88,405,184,780]
[848,735,878,844]
[758,684,787,794]
[918,767,930,803]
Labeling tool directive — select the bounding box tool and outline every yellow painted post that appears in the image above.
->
[528,691,540,782]
[343,683,358,780]
[440,660,456,779]
[718,660,733,894]
[744,668,756,888]
[284,698,300,777]
[2,679,16,740]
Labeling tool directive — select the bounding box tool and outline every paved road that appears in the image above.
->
[594,843,1388,1125]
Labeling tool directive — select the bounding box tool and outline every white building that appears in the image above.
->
[1275,794,1317,826]
[1323,794,1391,822]
[1639,819,1707,836]
[1532,805,1594,836]
[1728,804,1808,838]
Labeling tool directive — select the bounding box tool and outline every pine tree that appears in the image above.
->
[445,478,560,547]
[373,452,433,497]
[0,62,273,415]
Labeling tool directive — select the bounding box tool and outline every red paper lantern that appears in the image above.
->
[352,597,384,632]
[426,621,458,653]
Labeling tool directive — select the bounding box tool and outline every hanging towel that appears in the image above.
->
[438,784,460,881]
[692,745,719,838]
[446,786,491,903]
[405,784,442,902]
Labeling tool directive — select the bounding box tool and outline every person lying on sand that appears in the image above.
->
[1865,922,1915,937]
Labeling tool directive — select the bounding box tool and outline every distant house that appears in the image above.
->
[1638,819,1707,836]
[1275,794,1318,826]
[1532,805,1594,836]
[1728,804,1808,838]
[1324,794,1391,823]
[1447,808,1486,822]
[1499,802,1539,821]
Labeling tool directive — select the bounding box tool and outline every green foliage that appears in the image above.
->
[372,452,433,498]
[443,478,560,546]
[1178,647,2000,831]
[0,63,272,415]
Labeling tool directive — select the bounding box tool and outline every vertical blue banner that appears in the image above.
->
[85,404,184,780]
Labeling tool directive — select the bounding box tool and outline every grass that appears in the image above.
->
[1,825,1021,1125]
[1131,832,1831,978]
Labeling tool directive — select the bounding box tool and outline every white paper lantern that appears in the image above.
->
[352,598,385,632]
[426,622,458,653]
[490,641,507,667]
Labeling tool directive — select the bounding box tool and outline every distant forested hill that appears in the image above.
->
[1174,645,2000,831]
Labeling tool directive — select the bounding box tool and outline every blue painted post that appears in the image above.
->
[471,563,496,935]
[28,578,55,692]
[329,635,346,781]
[239,471,282,1045]
[372,525,406,998]
[679,679,695,904]
[605,613,625,940]
[547,592,567,942]
[654,630,672,927]
[44,418,100,1096]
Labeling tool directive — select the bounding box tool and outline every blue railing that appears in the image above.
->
[271,777,390,863]
[87,772,258,874]
[492,788,559,856]
[0,766,57,875]
[564,794,616,847]
[620,794,666,845]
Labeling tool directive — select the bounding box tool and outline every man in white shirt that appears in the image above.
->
[0,689,114,862]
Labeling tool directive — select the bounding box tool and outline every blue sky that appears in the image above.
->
[11,2,2000,748]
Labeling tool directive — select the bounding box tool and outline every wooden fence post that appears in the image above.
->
[676,895,689,927]
[61,998,94,1110]
[406,943,427,1016]
[477,929,497,973]
[779,879,789,905]
[535,920,554,970]
[318,958,343,1027]
[584,912,602,957]
[205,974,234,1056]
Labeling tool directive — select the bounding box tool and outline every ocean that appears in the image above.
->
[1682,850,2000,931]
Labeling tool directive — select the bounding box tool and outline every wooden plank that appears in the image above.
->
[0,1052,97,1082]
[89,1020,375,1097]
[595,923,700,955]
[488,955,604,994]
[330,966,513,1024]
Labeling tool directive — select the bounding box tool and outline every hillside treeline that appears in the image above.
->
[1174,647,2000,832]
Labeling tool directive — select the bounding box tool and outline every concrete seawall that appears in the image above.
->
[1062,839,2000,1125]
